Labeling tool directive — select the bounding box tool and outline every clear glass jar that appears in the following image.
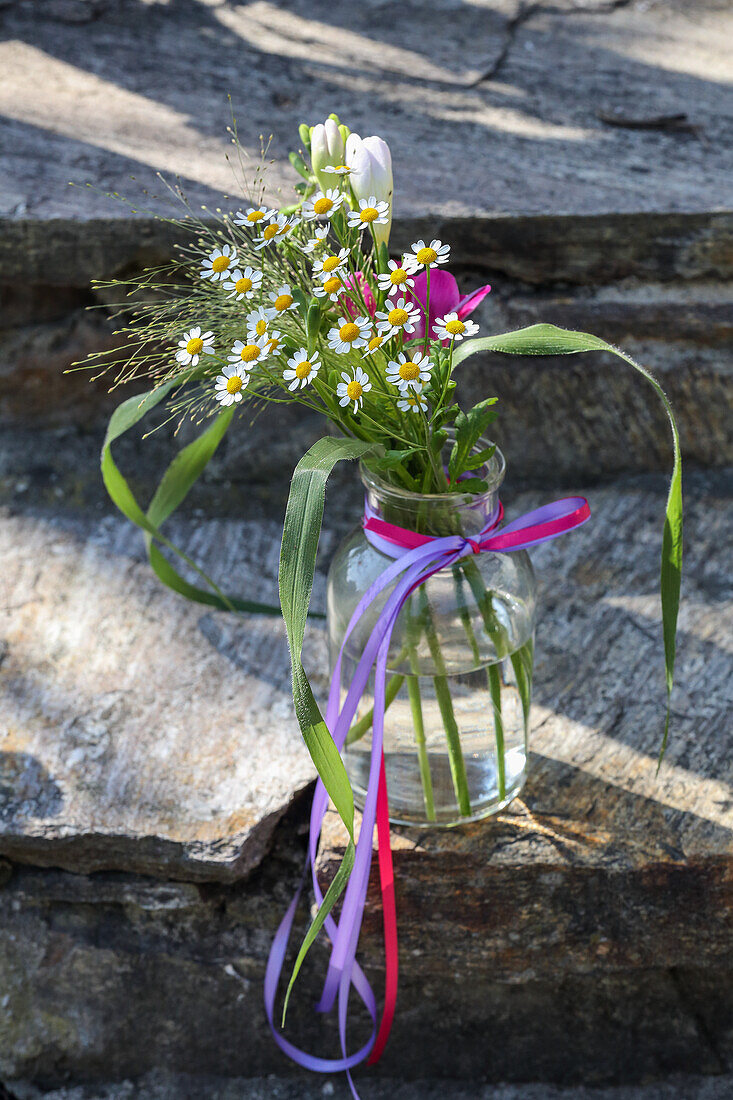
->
[326,444,537,827]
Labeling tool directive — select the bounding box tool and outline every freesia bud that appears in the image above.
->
[310,118,346,192]
[345,133,393,246]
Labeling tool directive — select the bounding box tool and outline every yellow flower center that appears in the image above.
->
[186,337,204,355]
[359,206,379,223]
[398,361,421,381]
[226,375,243,394]
[295,360,312,379]
[314,196,334,215]
[346,380,363,401]
[247,210,265,222]
[323,276,342,296]
[268,336,280,352]
[445,318,466,335]
[235,277,253,295]
[367,336,382,352]
[333,164,349,171]
[388,307,409,328]
[274,293,293,312]
[211,255,230,273]
[390,268,408,285]
[240,344,262,363]
[416,246,438,265]
[263,224,279,241]
[255,319,268,336]
[322,255,341,273]
[406,396,421,408]
[339,322,360,343]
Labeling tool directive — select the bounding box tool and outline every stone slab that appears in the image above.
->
[0,471,731,1085]
[1,0,732,283]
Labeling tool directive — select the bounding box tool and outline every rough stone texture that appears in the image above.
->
[0,470,731,1086]
[7,1070,733,1100]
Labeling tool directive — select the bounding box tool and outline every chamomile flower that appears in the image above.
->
[377,257,417,296]
[347,197,390,232]
[175,326,215,367]
[247,307,275,339]
[376,296,422,339]
[268,284,297,316]
[228,335,270,367]
[405,238,450,269]
[337,366,372,412]
[233,206,277,229]
[322,164,352,176]
[200,244,237,281]
[266,330,282,355]
[302,188,344,221]
[222,266,263,301]
[397,389,428,414]
[313,247,349,280]
[214,364,250,406]
[386,352,433,392]
[283,349,321,390]
[313,274,346,303]
[362,333,386,358]
[433,312,479,342]
[301,226,330,254]
[254,214,296,250]
[327,315,372,354]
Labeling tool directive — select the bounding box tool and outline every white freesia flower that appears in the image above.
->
[313,247,349,280]
[386,353,433,392]
[433,312,479,342]
[347,197,390,232]
[310,119,346,191]
[176,326,215,367]
[345,133,393,246]
[268,284,297,316]
[283,349,321,390]
[404,238,450,269]
[200,244,237,281]
[376,296,422,339]
[302,188,345,221]
[337,365,372,412]
[327,316,372,354]
[397,389,428,413]
[233,206,277,229]
[221,266,262,301]
[228,335,270,367]
[214,364,249,406]
[377,257,417,296]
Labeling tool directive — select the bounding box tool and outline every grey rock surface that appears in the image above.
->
[0,470,731,1085]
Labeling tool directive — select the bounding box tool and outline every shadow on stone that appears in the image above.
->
[0,752,63,821]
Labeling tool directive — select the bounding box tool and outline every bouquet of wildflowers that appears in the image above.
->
[82,112,683,1090]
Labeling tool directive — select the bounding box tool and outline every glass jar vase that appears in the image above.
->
[326,445,537,827]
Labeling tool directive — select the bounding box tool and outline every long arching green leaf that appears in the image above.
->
[101,383,280,615]
[454,324,682,760]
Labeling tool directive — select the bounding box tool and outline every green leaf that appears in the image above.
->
[281,839,355,1026]
[101,382,281,616]
[451,477,488,494]
[291,287,309,321]
[374,447,421,470]
[279,436,383,834]
[289,151,310,180]
[454,323,682,759]
[377,241,390,275]
[306,300,321,356]
[448,397,498,484]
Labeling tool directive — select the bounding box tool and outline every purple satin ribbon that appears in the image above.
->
[265,494,591,1097]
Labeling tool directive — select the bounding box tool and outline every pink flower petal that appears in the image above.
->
[457,283,492,319]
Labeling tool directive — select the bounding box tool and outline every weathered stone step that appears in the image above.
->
[0,470,730,1085]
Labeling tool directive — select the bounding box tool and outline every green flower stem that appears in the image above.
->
[345,672,404,745]
[407,647,436,822]
[418,589,471,817]
[487,663,506,800]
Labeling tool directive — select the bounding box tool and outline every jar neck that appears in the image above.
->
[360,445,505,540]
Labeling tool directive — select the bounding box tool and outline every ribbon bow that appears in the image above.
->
[266,495,590,1097]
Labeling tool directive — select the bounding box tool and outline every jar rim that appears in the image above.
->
[360,437,506,504]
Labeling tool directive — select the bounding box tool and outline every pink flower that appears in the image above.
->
[343,270,377,318]
[407,270,491,344]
